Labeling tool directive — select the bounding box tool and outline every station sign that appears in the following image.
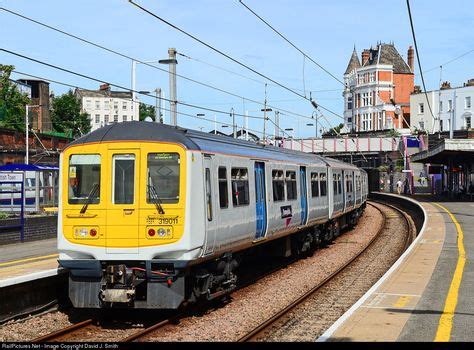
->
[0,172,24,182]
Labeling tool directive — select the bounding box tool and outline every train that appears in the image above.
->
[58,121,368,309]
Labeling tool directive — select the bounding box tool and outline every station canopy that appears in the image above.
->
[411,139,474,164]
[0,163,58,171]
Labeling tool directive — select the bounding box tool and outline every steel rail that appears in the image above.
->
[237,201,412,342]
[32,318,95,342]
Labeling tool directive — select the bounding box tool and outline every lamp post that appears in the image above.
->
[159,48,178,126]
[230,108,236,138]
[131,59,161,122]
[261,107,272,144]
[311,111,319,138]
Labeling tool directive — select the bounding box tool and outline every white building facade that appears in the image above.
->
[75,84,139,131]
[410,81,474,133]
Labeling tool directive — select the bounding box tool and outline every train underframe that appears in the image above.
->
[62,204,366,310]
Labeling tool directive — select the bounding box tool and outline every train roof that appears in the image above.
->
[68,121,360,169]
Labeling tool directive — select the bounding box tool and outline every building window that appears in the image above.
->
[440,119,443,131]
[448,100,453,111]
[466,116,472,129]
[85,99,92,110]
[419,121,425,130]
[272,170,284,202]
[123,115,127,122]
[114,115,118,123]
[465,97,471,109]
[95,100,100,110]
[104,100,109,110]
[231,168,249,206]
[104,115,109,124]
[114,101,119,110]
[95,114,100,124]
[369,72,375,82]
[218,167,228,209]
[122,102,127,110]
[439,101,443,112]
[286,171,297,200]
[310,172,319,197]
[347,96,353,110]
[418,103,424,114]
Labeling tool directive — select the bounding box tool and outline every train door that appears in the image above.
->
[106,149,140,254]
[299,166,308,225]
[342,170,346,212]
[254,162,267,240]
[203,156,217,255]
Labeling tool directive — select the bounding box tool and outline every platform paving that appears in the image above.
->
[321,196,474,342]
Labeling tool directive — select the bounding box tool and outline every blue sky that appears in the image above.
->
[1,0,473,138]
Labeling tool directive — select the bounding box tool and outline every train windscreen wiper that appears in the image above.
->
[147,184,165,215]
[80,183,99,214]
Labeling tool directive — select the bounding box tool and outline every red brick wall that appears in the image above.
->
[378,71,391,82]
[393,73,414,104]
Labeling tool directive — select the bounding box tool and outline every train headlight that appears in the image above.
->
[157,228,166,237]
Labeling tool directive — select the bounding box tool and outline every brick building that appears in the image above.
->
[343,43,415,133]
[17,79,52,132]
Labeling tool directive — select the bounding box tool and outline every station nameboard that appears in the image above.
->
[0,172,24,182]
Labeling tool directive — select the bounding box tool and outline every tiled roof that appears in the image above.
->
[362,44,412,74]
[344,47,361,75]
[75,88,133,99]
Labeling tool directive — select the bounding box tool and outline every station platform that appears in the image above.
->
[319,194,474,342]
[0,238,60,287]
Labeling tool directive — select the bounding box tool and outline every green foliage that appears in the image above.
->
[0,65,31,131]
[322,123,344,137]
[139,103,156,121]
[387,129,400,137]
[51,90,91,138]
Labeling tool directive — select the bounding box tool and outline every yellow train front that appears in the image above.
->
[58,121,367,309]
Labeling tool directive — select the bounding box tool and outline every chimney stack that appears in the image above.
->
[362,49,370,65]
[440,81,451,90]
[407,46,414,72]
[99,83,110,91]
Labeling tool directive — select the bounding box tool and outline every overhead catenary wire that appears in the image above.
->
[237,0,345,87]
[10,69,327,151]
[405,0,436,126]
[126,0,344,121]
[0,7,326,124]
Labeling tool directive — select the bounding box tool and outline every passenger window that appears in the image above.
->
[68,154,101,204]
[286,171,297,200]
[333,174,337,194]
[205,168,212,221]
[337,174,342,194]
[311,172,319,197]
[320,173,327,196]
[112,154,135,204]
[218,167,228,209]
[272,170,284,202]
[231,168,249,206]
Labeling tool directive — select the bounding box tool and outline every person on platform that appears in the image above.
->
[396,179,403,195]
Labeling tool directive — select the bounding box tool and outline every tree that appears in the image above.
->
[51,90,91,138]
[0,65,31,131]
[139,103,156,121]
[322,123,344,137]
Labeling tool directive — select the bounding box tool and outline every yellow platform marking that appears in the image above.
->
[393,296,412,308]
[0,254,59,268]
[433,203,466,342]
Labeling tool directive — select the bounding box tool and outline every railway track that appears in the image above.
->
[238,201,415,342]
[32,201,413,343]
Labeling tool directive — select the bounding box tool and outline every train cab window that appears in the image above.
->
[286,171,297,200]
[147,153,180,204]
[311,172,319,197]
[112,154,135,204]
[272,170,284,202]
[68,154,100,204]
[231,168,249,206]
[319,173,327,196]
[218,167,229,209]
